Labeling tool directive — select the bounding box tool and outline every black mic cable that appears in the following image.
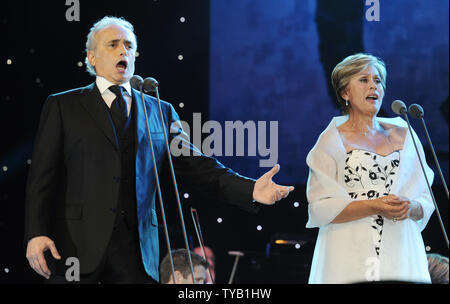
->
[392,100,448,249]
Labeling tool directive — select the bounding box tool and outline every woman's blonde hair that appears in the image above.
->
[331,53,387,114]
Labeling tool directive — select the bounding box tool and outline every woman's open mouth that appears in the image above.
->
[366,94,379,102]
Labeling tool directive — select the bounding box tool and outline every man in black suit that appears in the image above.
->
[24,16,294,283]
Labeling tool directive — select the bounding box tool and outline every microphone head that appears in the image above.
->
[408,104,424,119]
[143,77,159,93]
[130,75,143,90]
[391,100,407,115]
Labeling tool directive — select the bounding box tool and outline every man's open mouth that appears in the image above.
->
[116,60,128,71]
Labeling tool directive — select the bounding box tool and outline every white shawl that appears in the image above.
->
[306,115,435,284]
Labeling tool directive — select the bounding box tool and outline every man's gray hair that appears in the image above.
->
[84,16,137,76]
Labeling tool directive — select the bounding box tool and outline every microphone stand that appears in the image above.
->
[409,105,449,200]
[401,111,449,249]
[136,81,177,283]
[227,251,244,284]
[147,80,197,282]
[191,208,215,284]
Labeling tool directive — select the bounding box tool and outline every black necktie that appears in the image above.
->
[109,85,128,125]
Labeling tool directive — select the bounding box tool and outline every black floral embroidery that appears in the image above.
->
[392,159,399,167]
[349,192,358,199]
[345,150,400,198]
[343,151,365,188]
[375,216,384,226]
[367,190,377,199]
[344,150,400,257]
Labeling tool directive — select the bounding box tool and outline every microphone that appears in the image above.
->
[408,104,424,119]
[130,74,143,90]
[143,77,159,93]
[391,99,407,115]
[391,100,449,249]
[408,103,448,199]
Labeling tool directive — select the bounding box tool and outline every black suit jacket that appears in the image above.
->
[24,82,258,281]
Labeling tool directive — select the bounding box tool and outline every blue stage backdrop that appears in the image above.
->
[210,0,449,185]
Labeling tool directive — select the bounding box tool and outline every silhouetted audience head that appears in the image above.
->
[160,249,209,284]
[194,246,216,283]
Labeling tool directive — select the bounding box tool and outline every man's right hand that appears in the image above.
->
[26,236,61,279]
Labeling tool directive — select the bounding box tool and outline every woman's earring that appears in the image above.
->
[345,99,349,107]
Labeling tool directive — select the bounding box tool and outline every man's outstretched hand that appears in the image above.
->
[252,164,294,205]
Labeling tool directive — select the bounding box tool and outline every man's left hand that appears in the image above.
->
[252,164,294,205]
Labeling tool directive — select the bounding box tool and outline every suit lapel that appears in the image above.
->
[80,83,119,150]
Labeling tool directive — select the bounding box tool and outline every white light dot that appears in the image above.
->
[179,102,184,108]
[27,159,32,165]
[4,268,9,273]
[35,78,41,83]
[256,225,262,231]
[425,246,431,252]
[2,166,7,172]
[295,243,301,249]
[178,55,184,61]
[77,61,83,67]
[217,217,223,223]
[6,59,12,65]
[183,193,189,199]
[136,51,140,58]
[293,201,300,208]
[180,17,186,23]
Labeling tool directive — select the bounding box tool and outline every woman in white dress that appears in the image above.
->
[306,53,435,284]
